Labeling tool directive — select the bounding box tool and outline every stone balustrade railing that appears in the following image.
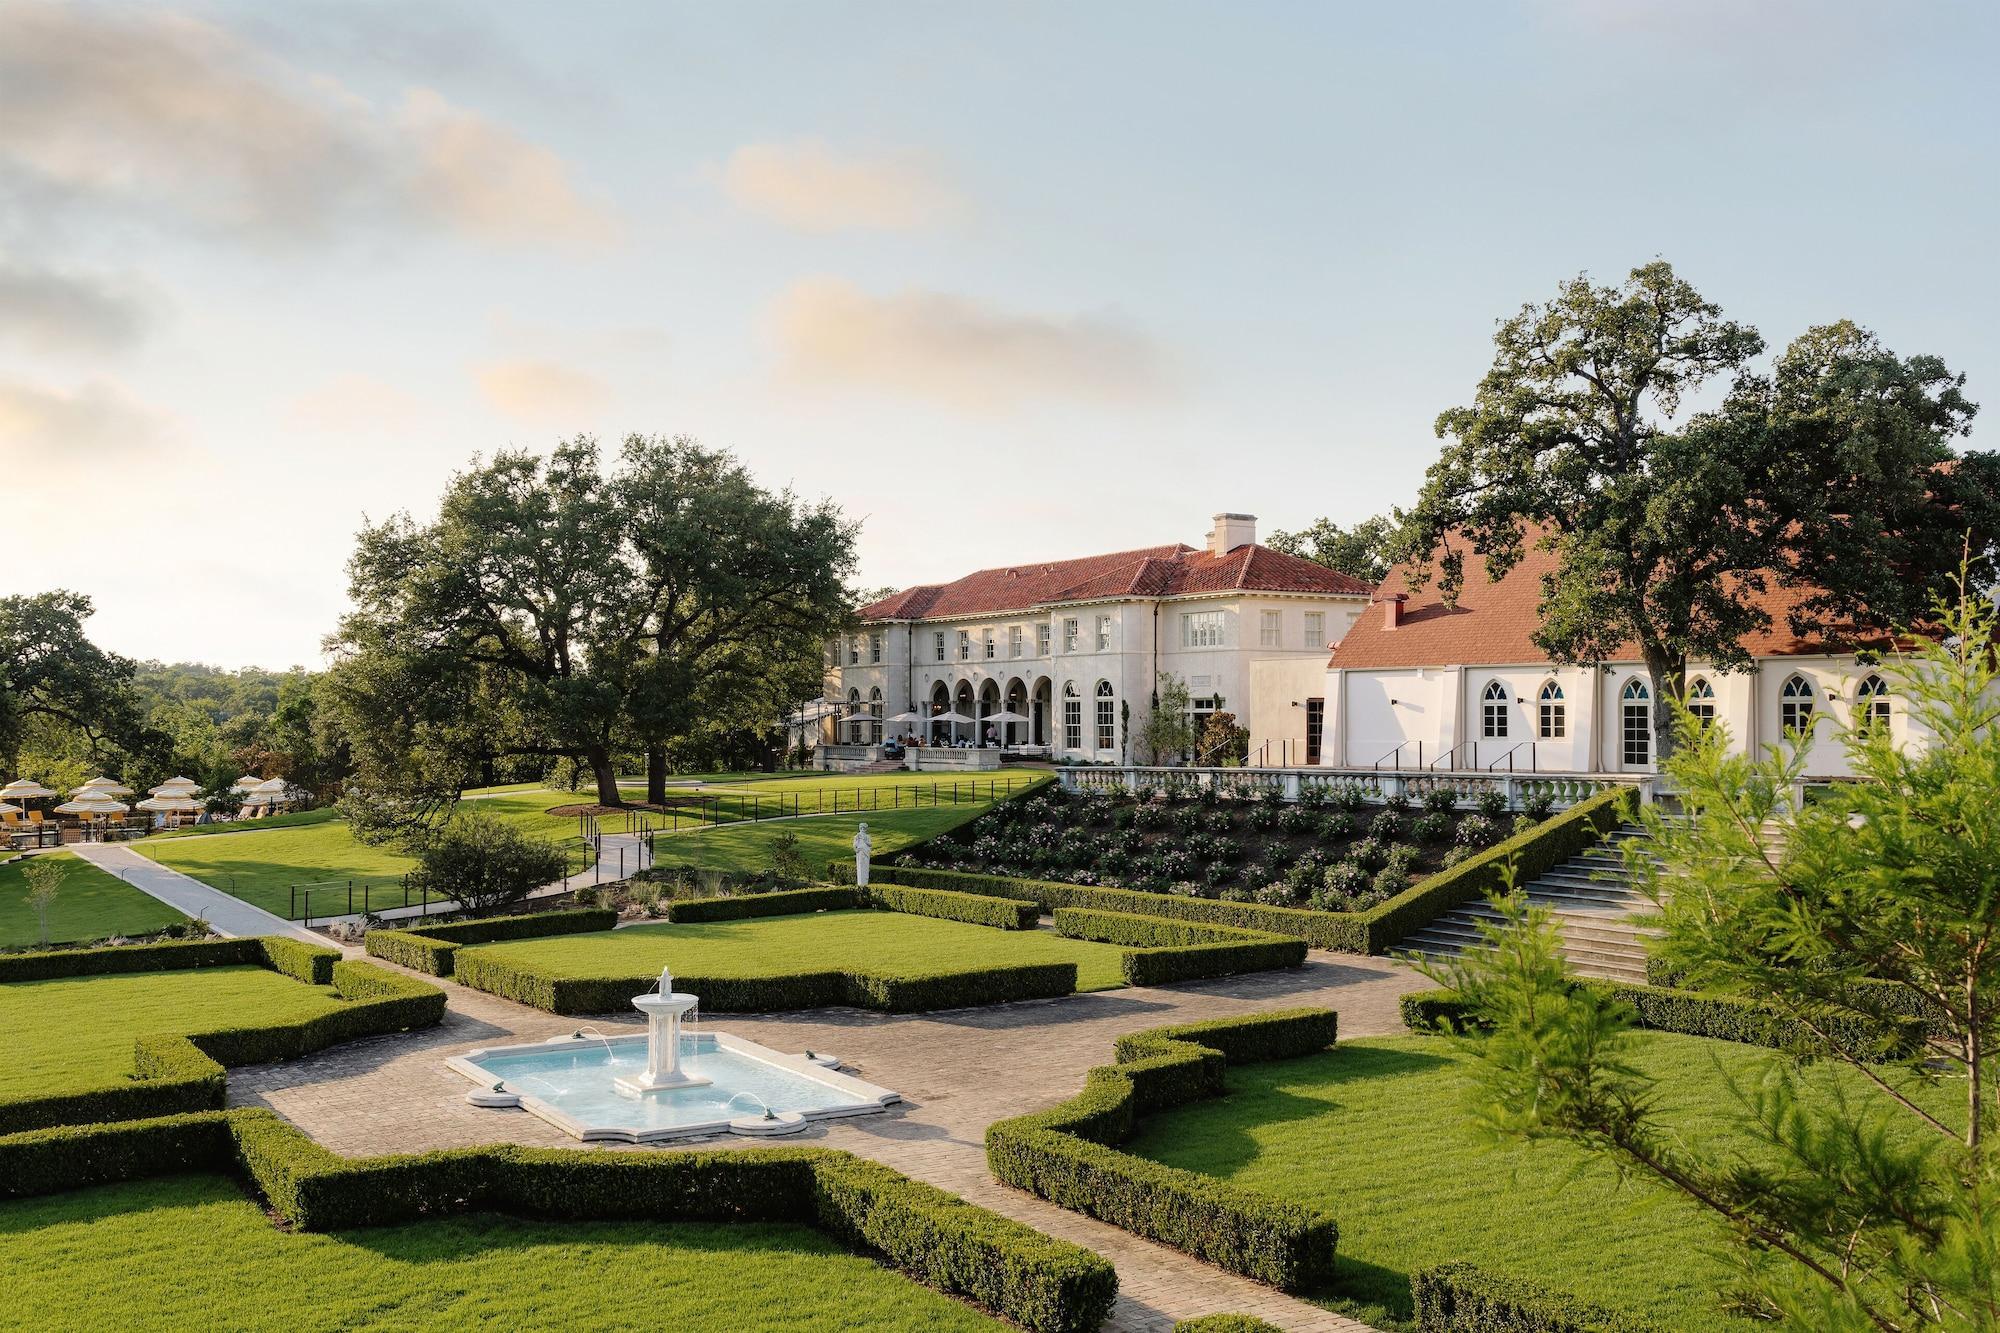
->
[1054,764,1643,811]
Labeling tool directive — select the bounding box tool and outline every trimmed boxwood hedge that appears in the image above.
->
[453,943,1078,1016]
[365,907,619,976]
[0,935,289,984]
[852,787,1636,956]
[0,942,444,1134]
[1412,1262,1661,1332]
[1052,908,1306,986]
[867,883,1040,930]
[986,1008,1340,1291]
[1173,1318,1285,1333]
[0,1109,1119,1333]
[664,887,862,923]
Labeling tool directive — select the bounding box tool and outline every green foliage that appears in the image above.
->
[663,887,861,922]
[766,827,809,883]
[0,590,153,776]
[404,808,569,916]
[1412,1263,1662,1333]
[363,907,616,976]
[986,1009,1339,1291]
[1051,908,1305,985]
[0,1111,238,1201]
[868,883,1040,930]
[1173,1319,1285,1333]
[1266,512,1405,583]
[1141,673,1199,765]
[20,857,64,946]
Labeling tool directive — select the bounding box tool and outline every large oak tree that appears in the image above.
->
[1404,261,1996,766]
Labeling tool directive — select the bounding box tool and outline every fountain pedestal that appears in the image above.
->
[613,991,711,1094]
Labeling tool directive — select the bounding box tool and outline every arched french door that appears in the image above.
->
[978,680,1002,746]
[954,680,976,745]
[1004,678,1028,748]
[1031,677,1052,747]
[929,680,951,744]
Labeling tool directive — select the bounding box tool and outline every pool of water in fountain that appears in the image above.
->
[462,1034,879,1135]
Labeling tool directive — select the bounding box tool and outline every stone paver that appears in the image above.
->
[232,949,1426,1332]
[67,842,325,944]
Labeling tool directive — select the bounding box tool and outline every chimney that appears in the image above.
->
[1207,513,1257,556]
[1380,593,1406,629]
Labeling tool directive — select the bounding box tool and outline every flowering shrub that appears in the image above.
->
[1454,814,1498,848]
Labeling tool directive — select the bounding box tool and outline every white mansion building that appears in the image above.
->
[828,514,1373,762]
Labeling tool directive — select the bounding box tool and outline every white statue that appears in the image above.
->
[853,821,872,888]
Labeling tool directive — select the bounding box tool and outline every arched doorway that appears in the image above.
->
[929,681,950,745]
[1004,678,1028,748]
[954,680,976,745]
[978,680,1002,746]
[1031,677,1052,747]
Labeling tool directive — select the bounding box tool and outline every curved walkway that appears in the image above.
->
[66,842,324,944]
[230,948,1427,1332]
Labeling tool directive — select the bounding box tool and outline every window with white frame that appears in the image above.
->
[983,628,995,659]
[1062,682,1081,749]
[868,687,883,743]
[1303,611,1325,648]
[1095,680,1115,750]
[1037,623,1051,655]
[1009,625,1023,658]
[868,633,882,664]
[1181,610,1225,648]
[934,631,946,662]
[1481,680,1510,738]
[1687,676,1716,730]
[1063,618,1078,653]
[847,637,859,666]
[1621,679,1651,766]
[1780,674,1815,734]
[1538,681,1566,739]
[1857,674,1890,731]
[957,630,971,661]
[1096,614,1112,652]
[1259,610,1281,647]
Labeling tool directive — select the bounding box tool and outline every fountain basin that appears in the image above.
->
[448,1030,899,1143]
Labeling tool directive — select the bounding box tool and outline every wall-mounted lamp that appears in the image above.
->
[1825,686,1839,702]
[1389,698,1400,706]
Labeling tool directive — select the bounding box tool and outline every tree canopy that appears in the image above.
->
[1266,513,1404,583]
[1404,261,1994,763]
[0,591,154,778]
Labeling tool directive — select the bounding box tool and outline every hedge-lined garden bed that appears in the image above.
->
[1052,908,1306,986]
[0,937,443,1134]
[0,1109,1118,1333]
[365,907,619,975]
[985,1008,1341,1291]
[1411,1263,1661,1332]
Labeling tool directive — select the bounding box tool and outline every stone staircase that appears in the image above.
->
[1403,825,1658,984]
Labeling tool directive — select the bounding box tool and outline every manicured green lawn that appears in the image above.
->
[0,966,347,1098]
[0,1175,1003,1331]
[0,852,187,948]
[464,909,1131,992]
[1124,1033,1952,1331]
[654,806,992,876]
[138,820,419,917]
[143,808,343,841]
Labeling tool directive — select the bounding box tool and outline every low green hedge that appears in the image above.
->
[1052,908,1306,986]
[1,1109,1119,1333]
[867,883,1040,930]
[1412,1262,1660,1332]
[453,945,1077,1016]
[663,887,862,922]
[365,907,618,976]
[1173,1318,1285,1333]
[0,935,269,984]
[986,1008,1340,1291]
[0,948,444,1134]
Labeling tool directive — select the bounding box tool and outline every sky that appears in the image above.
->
[4,0,1996,669]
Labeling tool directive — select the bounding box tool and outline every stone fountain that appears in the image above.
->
[613,965,711,1095]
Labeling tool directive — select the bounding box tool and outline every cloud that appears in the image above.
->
[722,141,961,232]
[0,3,617,248]
[474,360,610,424]
[0,377,167,467]
[0,257,154,354]
[770,278,1170,411]
[286,374,431,433]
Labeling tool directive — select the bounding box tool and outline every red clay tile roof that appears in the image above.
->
[1331,543,1869,670]
[860,543,1374,622]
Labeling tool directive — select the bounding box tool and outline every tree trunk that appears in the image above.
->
[646,746,666,805]
[1644,647,1686,772]
[588,748,623,807]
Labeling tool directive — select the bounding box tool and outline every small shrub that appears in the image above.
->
[1326,785,1367,813]
[1521,788,1558,821]
[1348,837,1390,872]
[1382,791,1412,815]
[1420,785,1459,816]
[1317,810,1355,840]
[1455,814,1499,848]
[1411,812,1450,844]
[406,810,569,917]
[767,829,809,884]
[1371,865,1410,896]
[1322,861,1370,896]
[1275,805,1316,836]
[1473,787,1508,820]
[1368,809,1405,841]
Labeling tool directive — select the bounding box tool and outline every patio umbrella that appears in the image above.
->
[0,779,56,801]
[882,711,928,725]
[136,793,202,817]
[230,775,262,793]
[0,801,20,816]
[54,793,129,816]
[151,776,201,794]
[74,778,135,797]
[928,709,975,742]
[982,708,1032,746]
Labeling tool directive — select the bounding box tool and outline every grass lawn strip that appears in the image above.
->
[0,965,345,1100]
[656,806,993,876]
[463,908,1131,995]
[0,1175,1005,1332]
[1123,1032,1956,1331]
[0,851,187,948]
[138,818,418,916]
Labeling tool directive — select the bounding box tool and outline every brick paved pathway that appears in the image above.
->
[234,950,1427,1332]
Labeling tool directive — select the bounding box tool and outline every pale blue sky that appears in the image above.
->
[5,0,1995,666]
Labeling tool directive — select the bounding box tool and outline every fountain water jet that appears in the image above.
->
[613,965,711,1095]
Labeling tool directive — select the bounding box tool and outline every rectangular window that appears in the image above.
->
[868,633,882,664]
[934,631,946,662]
[1259,610,1281,647]
[1009,625,1023,658]
[1540,701,1566,739]
[1095,690,1115,750]
[848,637,859,666]
[1180,611,1225,648]
[1304,698,1325,766]
[1063,695,1082,749]
[957,630,971,661]
[1063,618,1079,653]
[1304,612,1325,648]
[1096,614,1112,652]
[1622,705,1650,766]
[1482,700,1509,739]
[983,629,995,659]
[1036,623,1051,656]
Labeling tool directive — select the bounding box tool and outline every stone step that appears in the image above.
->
[1518,884,1653,913]
[1402,935,1651,986]
[1414,913,1655,954]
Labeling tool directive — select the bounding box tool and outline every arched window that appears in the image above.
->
[1480,681,1510,739]
[1687,676,1716,731]
[1621,678,1651,767]
[1062,681,1082,751]
[1780,674,1815,735]
[1857,674,1890,731]
[1537,681,1566,740]
[1095,680,1116,751]
[868,686,883,744]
